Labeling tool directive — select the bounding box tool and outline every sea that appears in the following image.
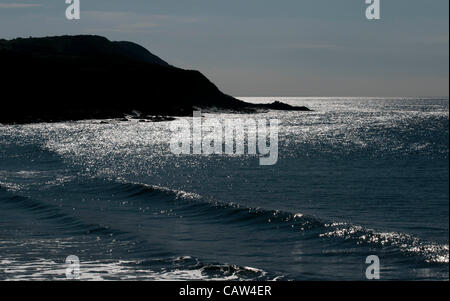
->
[0,97,448,280]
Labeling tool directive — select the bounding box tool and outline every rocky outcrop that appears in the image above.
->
[0,35,309,124]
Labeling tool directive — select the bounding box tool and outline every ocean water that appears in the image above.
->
[0,97,448,280]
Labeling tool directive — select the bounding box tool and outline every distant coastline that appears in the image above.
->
[0,35,310,124]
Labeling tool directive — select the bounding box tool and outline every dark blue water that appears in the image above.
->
[0,97,448,280]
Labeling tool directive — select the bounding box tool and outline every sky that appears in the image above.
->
[0,0,448,97]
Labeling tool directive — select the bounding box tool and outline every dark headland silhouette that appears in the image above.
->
[0,35,310,124]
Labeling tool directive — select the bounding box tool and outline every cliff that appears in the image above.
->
[0,35,309,124]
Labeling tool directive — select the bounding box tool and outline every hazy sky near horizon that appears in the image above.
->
[0,0,448,97]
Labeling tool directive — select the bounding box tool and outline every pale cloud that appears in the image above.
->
[83,11,161,34]
[83,11,200,34]
[286,43,339,50]
[0,3,41,8]
[86,23,160,34]
[83,11,134,21]
[84,11,201,24]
